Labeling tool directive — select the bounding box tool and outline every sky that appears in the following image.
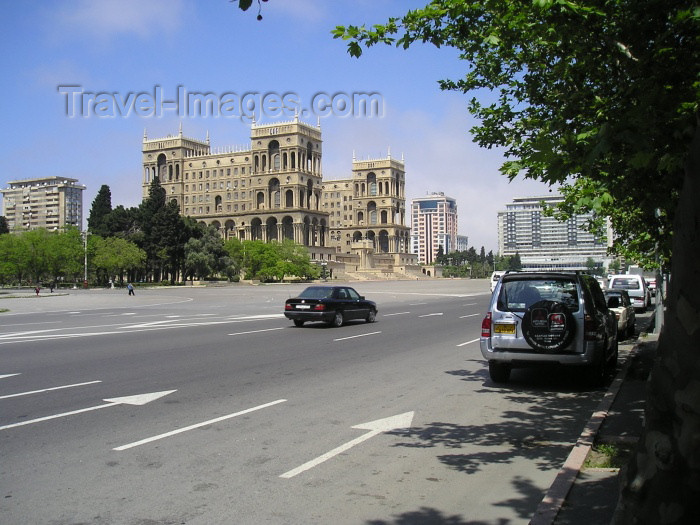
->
[0,0,554,253]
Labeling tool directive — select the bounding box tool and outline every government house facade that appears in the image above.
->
[141,119,418,278]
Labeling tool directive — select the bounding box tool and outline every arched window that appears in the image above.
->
[285,189,294,207]
[269,178,281,209]
[368,201,377,225]
[367,172,377,196]
[257,191,265,209]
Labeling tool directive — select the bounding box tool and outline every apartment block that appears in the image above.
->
[1,176,85,231]
[410,192,458,264]
[497,195,611,271]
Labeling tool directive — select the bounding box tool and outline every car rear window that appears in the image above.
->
[298,287,334,299]
[611,278,640,290]
[497,278,579,312]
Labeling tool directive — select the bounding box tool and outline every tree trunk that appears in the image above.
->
[614,121,700,523]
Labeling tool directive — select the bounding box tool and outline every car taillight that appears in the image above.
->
[285,304,292,310]
[584,313,598,341]
[313,304,326,311]
[481,312,492,337]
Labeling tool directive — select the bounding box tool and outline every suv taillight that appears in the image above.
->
[481,312,492,337]
[584,313,598,341]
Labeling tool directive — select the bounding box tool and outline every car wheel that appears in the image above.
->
[366,309,376,323]
[488,362,511,383]
[330,310,344,328]
[606,338,619,376]
[627,321,635,338]
[293,320,305,327]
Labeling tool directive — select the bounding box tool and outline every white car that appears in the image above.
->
[608,274,651,312]
[490,271,506,293]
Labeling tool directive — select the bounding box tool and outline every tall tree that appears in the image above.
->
[87,185,113,237]
[334,2,699,522]
[0,216,9,235]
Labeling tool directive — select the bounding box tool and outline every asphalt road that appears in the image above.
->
[1,280,618,524]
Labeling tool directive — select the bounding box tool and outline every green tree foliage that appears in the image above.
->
[333,0,698,269]
[184,225,230,281]
[87,185,113,237]
[92,236,146,285]
[0,228,85,286]
[224,238,318,282]
[334,3,700,522]
[0,216,9,235]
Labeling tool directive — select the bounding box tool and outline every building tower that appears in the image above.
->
[410,192,458,264]
[141,119,330,254]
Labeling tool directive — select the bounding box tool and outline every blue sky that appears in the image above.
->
[0,0,552,252]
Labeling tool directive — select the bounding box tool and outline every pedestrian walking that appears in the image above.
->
[35,285,40,296]
[127,283,135,296]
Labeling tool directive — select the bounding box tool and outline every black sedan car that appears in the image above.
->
[284,285,377,327]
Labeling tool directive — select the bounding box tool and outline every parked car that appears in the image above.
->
[605,289,636,340]
[284,285,377,327]
[490,271,506,293]
[480,271,618,384]
[608,274,651,312]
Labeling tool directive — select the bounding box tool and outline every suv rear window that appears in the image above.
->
[611,278,640,290]
[497,278,579,312]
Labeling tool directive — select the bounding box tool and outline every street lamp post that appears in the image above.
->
[83,231,88,289]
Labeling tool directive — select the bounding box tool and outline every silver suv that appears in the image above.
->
[480,271,618,384]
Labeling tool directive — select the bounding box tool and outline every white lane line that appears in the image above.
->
[459,313,480,318]
[462,303,478,306]
[0,374,21,380]
[457,338,480,347]
[113,398,287,451]
[419,313,443,318]
[333,331,381,342]
[0,321,63,328]
[409,302,428,306]
[383,312,410,317]
[0,380,102,400]
[228,327,285,336]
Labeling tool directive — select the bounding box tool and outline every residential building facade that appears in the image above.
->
[497,195,612,271]
[410,192,459,264]
[1,176,85,231]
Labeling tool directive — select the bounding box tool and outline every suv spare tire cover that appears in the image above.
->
[522,300,576,352]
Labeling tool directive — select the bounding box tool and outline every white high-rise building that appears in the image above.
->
[497,195,612,271]
[410,192,458,264]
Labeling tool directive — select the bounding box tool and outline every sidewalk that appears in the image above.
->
[531,333,658,525]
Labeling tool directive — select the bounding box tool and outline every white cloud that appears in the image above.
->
[50,0,185,42]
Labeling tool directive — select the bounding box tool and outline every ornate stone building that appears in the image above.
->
[142,119,419,278]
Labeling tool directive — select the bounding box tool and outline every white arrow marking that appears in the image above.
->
[114,398,287,451]
[280,411,415,479]
[0,390,176,431]
[0,380,101,400]
[0,374,21,380]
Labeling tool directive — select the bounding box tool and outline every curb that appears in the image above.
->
[529,347,637,525]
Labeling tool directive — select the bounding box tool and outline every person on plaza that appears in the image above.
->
[35,285,40,296]
[127,283,135,296]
